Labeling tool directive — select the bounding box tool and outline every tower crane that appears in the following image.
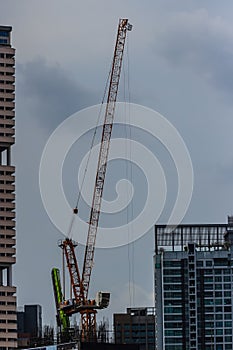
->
[52,19,132,342]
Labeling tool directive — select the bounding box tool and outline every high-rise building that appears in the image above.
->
[24,304,42,339]
[17,304,42,347]
[154,217,233,350]
[0,25,17,349]
[114,307,156,350]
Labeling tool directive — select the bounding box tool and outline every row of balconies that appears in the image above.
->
[0,101,15,108]
[0,256,16,264]
[0,304,16,312]
[0,239,15,246]
[0,229,15,236]
[0,321,17,329]
[0,46,15,55]
[0,204,15,211]
[0,286,16,294]
[0,92,14,99]
[0,75,15,83]
[0,83,14,92]
[0,221,15,229]
[0,340,17,348]
[0,58,14,66]
[0,193,15,200]
[0,66,14,74]
[0,334,17,341]
[0,165,15,174]
[0,110,14,118]
[0,135,14,146]
[0,118,14,127]
[0,211,15,218]
[0,247,15,255]
[0,184,15,192]
[0,128,15,136]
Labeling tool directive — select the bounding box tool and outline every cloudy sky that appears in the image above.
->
[1,0,233,328]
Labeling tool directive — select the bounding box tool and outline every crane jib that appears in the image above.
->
[82,19,132,299]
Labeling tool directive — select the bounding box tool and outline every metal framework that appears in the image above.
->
[58,19,132,342]
[155,224,228,253]
[82,18,131,297]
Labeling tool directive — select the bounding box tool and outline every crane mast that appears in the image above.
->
[53,19,132,342]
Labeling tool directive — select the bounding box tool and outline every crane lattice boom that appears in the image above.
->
[82,18,132,298]
[54,19,132,342]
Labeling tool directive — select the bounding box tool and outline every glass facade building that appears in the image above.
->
[154,217,233,350]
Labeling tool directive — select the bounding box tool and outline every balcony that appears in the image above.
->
[0,66,14,74]
[0,58,14,66]
[0,126,15,134]
[0,110,14,118]
[0,83,14,91]
[0,286,16,293]
[0,218,15,226]
[0,135,14,147]
[0,246,15,254]
[0,120,14,128]
[0,47,15,55]
[0,228,15,236]
[0,211,15,218]
[0,256,16,264]
[0,101,15,109]
[0,184,15,192]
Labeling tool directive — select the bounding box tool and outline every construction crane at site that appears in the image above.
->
[52,19,132,343]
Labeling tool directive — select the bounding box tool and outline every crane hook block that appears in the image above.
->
[73,207,78,214]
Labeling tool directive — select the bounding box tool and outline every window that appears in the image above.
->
[216,345,223,350]
[164,261,181,268]
[0,32,9,37]
[224,306,231,312]
[224,314,232,320]
[216,314,223,320]
[215,284,222,290]
[225,336,232,342]
[216,322,223,327]
[215,276,222,282]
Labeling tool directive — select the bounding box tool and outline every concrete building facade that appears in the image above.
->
[0,26,17,349]
[114,307,156,350]
[154,217,233,350]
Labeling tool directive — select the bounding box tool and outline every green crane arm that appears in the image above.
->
[51,268,70,333]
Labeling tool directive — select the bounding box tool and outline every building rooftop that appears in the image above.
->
[0,25,12,32]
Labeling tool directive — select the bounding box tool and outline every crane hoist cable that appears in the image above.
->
[66,67,112,239]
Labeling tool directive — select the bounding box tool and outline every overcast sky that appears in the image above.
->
[1,0,233,328]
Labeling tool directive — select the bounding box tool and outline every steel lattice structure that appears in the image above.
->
[56,19,132,342]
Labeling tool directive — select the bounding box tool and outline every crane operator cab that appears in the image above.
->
[95,291,110,309]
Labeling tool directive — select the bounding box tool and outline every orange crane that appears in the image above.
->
[54,19,132,342]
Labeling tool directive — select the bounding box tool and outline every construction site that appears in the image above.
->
[2,2,233,349]
[31,19,134,349]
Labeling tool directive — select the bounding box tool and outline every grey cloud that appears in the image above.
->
[17,59,97,130]
[154,9,233,93]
